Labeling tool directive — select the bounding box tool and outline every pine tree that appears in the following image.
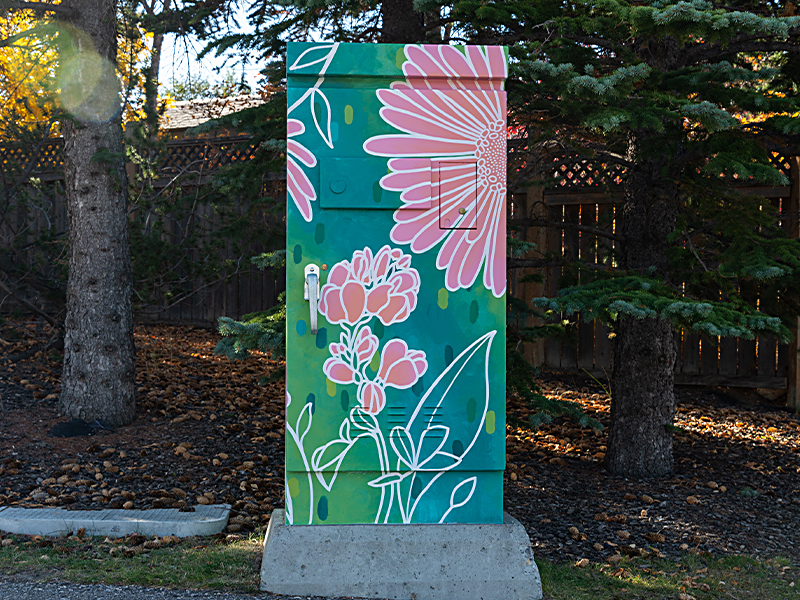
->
[481,0,800,476]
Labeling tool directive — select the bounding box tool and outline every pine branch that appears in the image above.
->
[686,34,800,64]
[0,278,58,328]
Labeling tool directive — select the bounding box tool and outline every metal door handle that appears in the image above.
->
[304,264,320,334]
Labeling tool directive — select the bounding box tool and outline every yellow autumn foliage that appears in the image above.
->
[0,6,153,135]
[0,9,58,134]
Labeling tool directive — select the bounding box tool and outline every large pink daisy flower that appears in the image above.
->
[363,45,508,298]
[287,118,317,222]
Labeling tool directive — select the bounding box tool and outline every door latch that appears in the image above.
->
[304,264,320,334]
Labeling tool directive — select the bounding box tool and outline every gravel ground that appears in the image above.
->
[2,322,799,568]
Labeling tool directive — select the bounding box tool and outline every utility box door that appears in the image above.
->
[285,42,508,525]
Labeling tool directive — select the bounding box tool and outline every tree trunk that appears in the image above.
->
[380,0,426,43]
[58,0,136,427]
[604,132,678,478]
[144,0,170,136]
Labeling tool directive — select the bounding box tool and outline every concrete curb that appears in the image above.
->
[260,509,543,600]
[0,504,230,538]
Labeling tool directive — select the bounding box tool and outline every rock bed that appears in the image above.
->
[1,322,799,564]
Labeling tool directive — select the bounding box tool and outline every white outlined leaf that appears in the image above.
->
[290,44,336,72]
[296,402,313,443]
[350,406,379,432]
[414,425,450,469]
[389,427,414,469]
[339,418,352,442]
[284,475,294,525]
[368,472,411,488]
[439,476,477,523]
[311,439,353,492]
[404,331,496,472]
[310,88,334,149]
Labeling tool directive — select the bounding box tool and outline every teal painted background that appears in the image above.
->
[286,42,508,525]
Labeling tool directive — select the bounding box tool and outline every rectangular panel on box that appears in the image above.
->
[320,157,432,210]
[435,160,478,230]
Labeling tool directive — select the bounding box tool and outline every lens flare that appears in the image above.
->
[56,25,121,123]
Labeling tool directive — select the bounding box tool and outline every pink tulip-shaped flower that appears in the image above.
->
[287,119,317,222]
[319,262,368,325]
[353,340,427,415]
[359,380,386,415]
[363,45,508,298]
[366,270,420,326]
[323,356,355,385]
[354,326,379,364]
[320,246,420,326]
[377,339,427,390]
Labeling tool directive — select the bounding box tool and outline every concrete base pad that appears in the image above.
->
[260,509,542,600]
[0,504,230,538]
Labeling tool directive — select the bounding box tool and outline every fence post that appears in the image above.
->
[521,185,547,367]
[788,157,800,412]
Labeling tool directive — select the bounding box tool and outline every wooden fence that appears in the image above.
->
[4,137,799,393]
[513,151,800,391]
[0,137,284,326]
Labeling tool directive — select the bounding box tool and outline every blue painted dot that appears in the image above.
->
[317,495,328,521]
[467,397,477,423]
[469,300,479,324]
[315,327,327,349]
[296,320,307,336]
[315,223,325,244]
[452,439,464,456]
[306,393,316,414]
[340,390,350,412]
[444,345,454,366]
[293,244,302,264]
[411,477,423,499]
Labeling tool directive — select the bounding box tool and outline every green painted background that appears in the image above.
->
[285,42,507,525]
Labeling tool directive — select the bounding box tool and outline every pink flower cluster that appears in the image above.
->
[319,245,420,327]
[324,335,427,415]
[319,245,426,415]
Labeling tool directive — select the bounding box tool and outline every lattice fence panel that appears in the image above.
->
[549,157,627,189]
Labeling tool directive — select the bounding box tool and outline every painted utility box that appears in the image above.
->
[285,42,508,525]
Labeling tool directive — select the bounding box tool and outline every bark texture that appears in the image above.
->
[380,0,426,43]
[605,129,679,477]
[58,0,136,427]
[602,36,686,478]
[143,0,170,135]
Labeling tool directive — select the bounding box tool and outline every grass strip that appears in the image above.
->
[0,532,796,599]
[0,532,263,593]
[541,552,796,600]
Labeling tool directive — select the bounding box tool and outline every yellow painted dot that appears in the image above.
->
[288,477,300,498]
[396,47,406,69]
[438,288,449,310]
[344,104,353,125]
[326,378,336,397]
[370,351,380,372]
[486,411,496,435]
